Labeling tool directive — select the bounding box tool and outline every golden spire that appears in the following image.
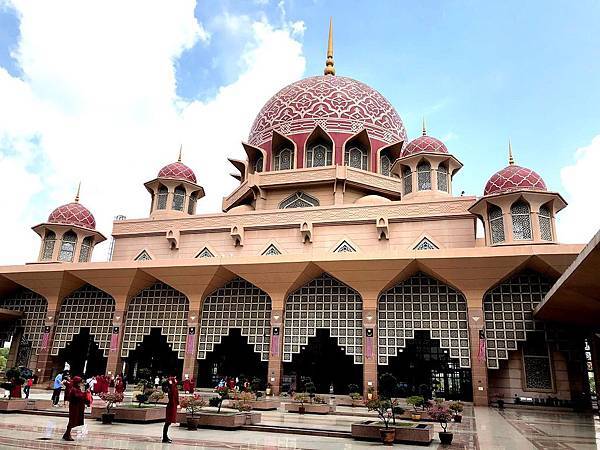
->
[324,17,335,76]
[508,139,515,165]
[422,117,427,136]
[74,182,81,203]
[178,144,182,162]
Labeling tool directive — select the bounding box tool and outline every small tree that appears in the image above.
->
[348,383,361,400]
[148,390,165,405]
[233,391,255,412]
[134,392,149,408]
[100,392,124,414]
[378,372,398,400]
[429,406,453,433]
[449,401,463,415]
[407,395,425,413]
[180,394,206,419]
[214,385,229,413]
[293,392,309,407]
[366,397,393,428]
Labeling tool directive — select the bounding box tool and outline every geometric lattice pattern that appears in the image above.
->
[51,285,115,357]
[511,202,532,240]
[539,206,553,241]
[279,192,320,209]
[48,202,96,229]
[0,289,47,351]
[378,272,471,368]
[523,332,553,390]
[135,250,152,261]
[489,206,505,244]
[483,271,553,369]
[484,165,547,196]
[196,247,215,258]
[334,240,356,253]
[122,283,189,359]
[413,237,438,250]
[197,278,271,362]
[283,274,363,364]
[402,135,448,157]
[158,161,197,183]
[262,244,282,256]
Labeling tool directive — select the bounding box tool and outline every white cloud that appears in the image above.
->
[557,135,600,243]
[0,1,305,264]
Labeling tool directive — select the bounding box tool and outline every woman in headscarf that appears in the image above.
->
[62,376,89,441]
[162,376,179,443]
[115,374,125,394]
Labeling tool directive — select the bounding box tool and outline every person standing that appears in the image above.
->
[51,372,64,406]
[162,376,179,444]
[62,376,90,441]
[115,375,125,394]
[154,376,160,389]
[63,375,72,407]
[23,376,33,399]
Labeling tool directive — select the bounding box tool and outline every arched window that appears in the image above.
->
[157,185,168,210]
[380,154,391,177]
[344,146,368,170]
[538,205,553,241]
[402,167,412,194]
[273,147,293,171]
[511,201,532,240]
[279,191,320,209]
[41,230,56,261]
[172,186,185,211]
[79,236,93,262]
[489,205,505,244]
[306,143,332,168]
[417,161,431,190]
[254,155,264,173]
[59,231,77,262]
[437,165,449,192]
[187,192,197,215]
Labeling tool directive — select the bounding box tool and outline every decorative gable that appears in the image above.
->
[414,237,438,250]
[134,250,152,261]
[262,244,282,256]
[334,240,356,253]
[196,247,215,258]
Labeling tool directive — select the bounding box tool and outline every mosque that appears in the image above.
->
[0,21,598,406]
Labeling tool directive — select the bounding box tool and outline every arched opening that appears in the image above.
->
[172,185,186,211]
[511,200,532,240]
[279,191,320,209]
[188,192,197,214]
[380,152,392,177]
[58,328,106,378]
[41,230,56,261]
[79,236,93,262]
[437,163,449,192]
[402,166,412,194]
[539,203,553,241]
[380,330,472,400]
[197,328,268,388]
[417,160,432,191]
[58,231,77,262]
[305,127,333,168]
[254,155,264,173]
[273,147,294,171]
[283,329,362,394]
[125,328,182,381]
[157,185,168,210]
[488,204,505,244]
[345,146,368,170]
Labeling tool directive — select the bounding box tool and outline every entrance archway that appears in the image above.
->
[283,329,362,394]
[125,328,182,381]
[58,328,106,378]
[382,330,472,400]
[197,329,267,388]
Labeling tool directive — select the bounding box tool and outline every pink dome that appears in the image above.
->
[48,202,96,230]
[401,135,448,157]
[158,162,197,184]
[248,76,406,147]
[484,165,547,196]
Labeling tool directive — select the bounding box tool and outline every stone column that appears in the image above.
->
[267,308,284,395]
[35,308,58,383]
[467,304,489,406]
[6,328,22,368]
[182,318,200,380]
[362,307,378,398]
[105,308,126,377]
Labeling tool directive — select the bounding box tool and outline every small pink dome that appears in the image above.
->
[484,165,547,196]
[158,162,197,184]
[401,135,448,157]
[48,202,96,230]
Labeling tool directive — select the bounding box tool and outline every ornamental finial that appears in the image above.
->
[178,144,182,163]
[324,17,335,76]
[422,117,427,136]
[74,182,81,203]
[508,139,515,165]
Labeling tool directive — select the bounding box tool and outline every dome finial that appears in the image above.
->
[324,17,335,76]
[422,117,427,136]
[178,144,182,163]
[74,182,81,203]
[508,139,515,165]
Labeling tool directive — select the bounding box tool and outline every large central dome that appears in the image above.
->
[248,75,406,147]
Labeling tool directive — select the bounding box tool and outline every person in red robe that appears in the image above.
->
[182,376,191,394]
[63,375,72,407]
[162,376,179,444]
[63,376,89,441]
[115,375,125,394]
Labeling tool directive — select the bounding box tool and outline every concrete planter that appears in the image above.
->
[91,406,165,423]
[0,399,28,412]
[176,410,261,429]
[335,397,364,407]
[284,403,333,414]
[351,420,434,445]
[249,400,280,411]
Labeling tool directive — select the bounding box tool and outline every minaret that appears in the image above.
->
[508,139,515,165]
[324,17,335,76]
[422,118,427,136]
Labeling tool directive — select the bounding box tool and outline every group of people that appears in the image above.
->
[217,376,250,392]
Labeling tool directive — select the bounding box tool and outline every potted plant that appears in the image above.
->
[265,383,272,396]
[429,405,454,445]
[449,401,464,423]
[365,397,395,445]
[99,392,124,424]
[148,390,165,405]
[367,386,375,400]
[214,385,229,413]
[293,392,309,414]
[134,392,149,408]
[407,395,424,420]
[179,394,206,430]
[305,380,316,403]
[348,383,362,406]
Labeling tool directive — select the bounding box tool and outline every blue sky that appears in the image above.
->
[0,0,598,263]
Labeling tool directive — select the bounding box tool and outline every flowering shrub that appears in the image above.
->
[449,401,464,414]
[99,392,124,413]
[213,386,230,412]
[293,392,309,405]
[313,395,327,404]
[429,406,453,433]
[180,394,206,418]
[148,390,165,405]
[365,398,393,428]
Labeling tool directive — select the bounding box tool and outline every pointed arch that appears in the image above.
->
[198,277,271,362]
[413,237,439,250]
[272,130,296,171]
[283,273,363,364]
[279,191,320,209]
[333,239,357,253]
[261,243,282,256]
[343,129,371,171]
[417,159,432,191]
[511,198,532,240]
[58,230,77,262]
[41,230,56,261]
[378,272,471,368]
[304,125,333,168]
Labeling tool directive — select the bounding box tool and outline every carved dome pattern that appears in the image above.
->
[157,162,197,184]
[249,76,406,146]
[484,165,547,196]
[48,203,96,230]
[402,135,448,157]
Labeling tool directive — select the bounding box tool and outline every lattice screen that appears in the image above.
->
[122,283,188,359]
[0,289,47,351]
[283,274,363,364]
[378,272,471,368]
[51,285,115,357]
[198,278,271,361]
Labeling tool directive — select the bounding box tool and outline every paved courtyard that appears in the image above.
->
[1,390,598,449]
